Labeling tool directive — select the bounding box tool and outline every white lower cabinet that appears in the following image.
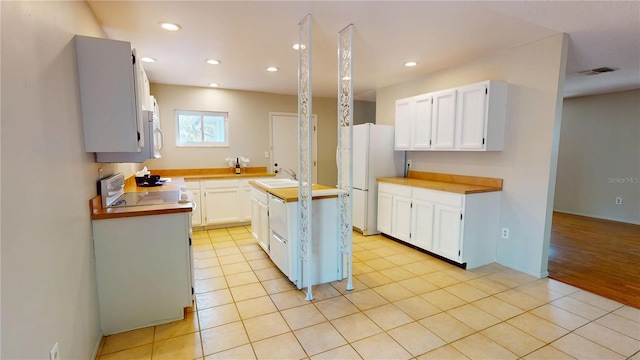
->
[378,181,500,269]
[185,181,202,227]
[250,186,269,253]
[187,178,264,227]
[203,180,241,225]
[92,213,193,335]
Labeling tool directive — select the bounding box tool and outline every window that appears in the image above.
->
[175,110,229,147]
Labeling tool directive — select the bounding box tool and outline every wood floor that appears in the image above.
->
[548,211,640,309]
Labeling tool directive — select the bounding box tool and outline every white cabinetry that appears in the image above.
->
[92,213,192,334]
[431,89,457,150]
[394,80,507,151]
[75,35,149,153]
[394,94,432,150]
[455,81,507,151]
[250,187,269,253]
[203,180,241,225]
[190,177,265,227]
[377,181,500,269]
[185,181,202,227]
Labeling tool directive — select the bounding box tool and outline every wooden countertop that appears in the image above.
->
[378,171,502,194]
[249,181,345,202]
[91,177,193,220]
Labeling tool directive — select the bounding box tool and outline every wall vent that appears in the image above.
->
[578,67,618,76]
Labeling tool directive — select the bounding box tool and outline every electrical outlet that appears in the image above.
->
[407,159,412,168]
[615,197,622,205]
[49,342,59,360]
[264,151,270,158]
[501,227,510,239]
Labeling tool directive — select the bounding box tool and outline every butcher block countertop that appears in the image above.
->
[378,171,503,194]
[90,176,193,220]
[249,181,345,202]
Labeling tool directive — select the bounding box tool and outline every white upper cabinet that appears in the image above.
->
[394,80,507,152]
[75,35,149,153]
[394,94,433,150]
[412,94,433,149]
[431,89,457,150]
[394,98,412,150]
[455,81,507,151]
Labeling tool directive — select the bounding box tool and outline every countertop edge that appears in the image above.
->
[377,177,503,194]
[249,181,344,202]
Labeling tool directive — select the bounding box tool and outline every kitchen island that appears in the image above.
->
[249,180,348,289]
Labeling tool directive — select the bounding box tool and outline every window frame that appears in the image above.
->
[175,109,229,147]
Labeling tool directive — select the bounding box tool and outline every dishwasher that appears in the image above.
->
[268,194,290,278]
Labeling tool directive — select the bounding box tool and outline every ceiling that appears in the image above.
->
[87,1,640,101]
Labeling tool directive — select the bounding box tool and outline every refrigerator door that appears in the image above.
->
[352,188,367,232]
[353,124,370,190]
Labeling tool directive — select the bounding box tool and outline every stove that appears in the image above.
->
[100,172,178,208]
[109,190,179,207]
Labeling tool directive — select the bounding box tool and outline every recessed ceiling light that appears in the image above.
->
[208,83,219,87]
[206,59,221,65]
[404,61,418,67]
[266,66,279,72]
[160,22,181,32]
[140,57,156,63]
[293,43,306,50]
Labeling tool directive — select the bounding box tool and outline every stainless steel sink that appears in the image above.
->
[255,178,299,188]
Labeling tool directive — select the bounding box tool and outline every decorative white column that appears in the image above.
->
[298,14,314,301]
[337,24,354,291]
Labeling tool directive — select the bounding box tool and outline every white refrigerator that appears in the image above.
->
[352,123,405,235]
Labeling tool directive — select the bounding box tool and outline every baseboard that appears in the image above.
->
[553,209,640,225]
[90,332,104,360]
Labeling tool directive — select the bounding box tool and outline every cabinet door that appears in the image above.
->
[75,36,141,153]
[412,94,433,149]
[258,201,269,253]
[411,198,434,250]
[191,189,202,227]
[395,98,413,150]
[251,196,260,240]
[377,191,393,234]
[433,204,462,261]
[203,188,240,224]
[431,89,457,150]
[391,195,412,242]
[241,186,252,221]
[456,82,487,150]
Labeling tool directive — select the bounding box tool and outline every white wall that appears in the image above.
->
[148,84,369,187]
[555,89,640,224]
[375,34,569,277]
[1,2,137,358]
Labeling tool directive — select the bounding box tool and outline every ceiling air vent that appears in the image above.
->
[578,67,618,76]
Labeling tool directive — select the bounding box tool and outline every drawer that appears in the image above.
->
[378,182,412,197]
[250,186,268,204]
[268,194,288,237]
[413,187,463,208]
[202,179,240,189]
[184,181,200,190]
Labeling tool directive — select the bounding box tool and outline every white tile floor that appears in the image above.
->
[96,226,640,360]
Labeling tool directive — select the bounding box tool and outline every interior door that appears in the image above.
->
[270,113,317,183]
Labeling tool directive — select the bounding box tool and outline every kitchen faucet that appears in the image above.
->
[276,167,297,180]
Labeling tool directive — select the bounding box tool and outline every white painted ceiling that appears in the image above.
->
[88,1,640,101]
